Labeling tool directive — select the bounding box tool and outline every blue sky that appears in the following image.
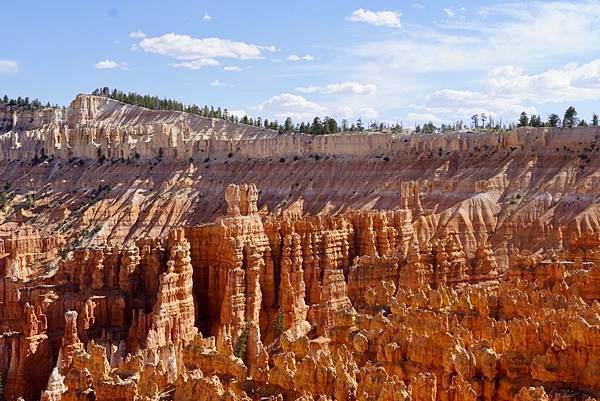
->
[2,1,600,126]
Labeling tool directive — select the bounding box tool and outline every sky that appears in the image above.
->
[2,0,600,126]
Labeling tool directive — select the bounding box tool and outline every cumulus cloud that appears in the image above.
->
[257,93,327,120]
[224,65,242,72]
[406,112,442,123]
[137,33,273,60]
[415,88,537,122]
[359,107,379,119]
[350,2,600,74]
[486,60,600,102]
[0,60,18,74]
[347,8,401,28]
[228,109,248,119]
[296,82,377,96]
[258,45,279,53]
[414,58,600,121]
[94,59,128,70]
[129,30,146,38]
[209,80,226,87]
[287,54,314,62]
[334,106,354,119]
[169,58,220,70]
[256,92,380,122]
[334,1,600,123]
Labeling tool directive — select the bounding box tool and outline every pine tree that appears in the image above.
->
[284,117,293,133]
[480,113,487,128]
[548,113,561,127]
[592,113,598,126]
[312,117,323,135]
[518,112,529,127]
[563,106,578,128]
[530,114,542,127]
[356,118,364,131]
[324,117,338,134]
[471,114,479,129]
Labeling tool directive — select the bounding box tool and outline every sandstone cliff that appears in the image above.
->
[0,184,597,400]
[1,95,600,400]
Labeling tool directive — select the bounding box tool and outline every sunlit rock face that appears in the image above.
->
[1,97,600,400]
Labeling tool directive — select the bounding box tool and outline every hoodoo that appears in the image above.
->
[1,94,600,401]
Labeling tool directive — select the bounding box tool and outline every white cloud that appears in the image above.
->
[444,7,466,17]
[258,45,279,53]
[347,8,401,29]
[412,3,425,9]
[256,93,380,122]
[407,112,442,123]
[334,1,600,122]
[224,65,242,72]
[296,82,377,96]
[350,2,600,74]
[0,60,18,74]
[486,60,600,103]
[334,106,354,119]
[228,109,248,119]
[257,93,327,120]
[359,107,379,119]
[417,88,537,122]
[137,33,273,60]
[209,80,226,87]
[202,13,211,22]
[443,8,455,17]
[129,30,146,38]
[94,59,128,70]
[411,59,600,121]
[169,58,220,70]
[287,54,314,62]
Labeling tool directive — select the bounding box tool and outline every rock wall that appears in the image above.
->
[1,95,600,400]
[0,105,64,134]
[0,184,598,400]
[2,98,600,275]
[3,94,600,163]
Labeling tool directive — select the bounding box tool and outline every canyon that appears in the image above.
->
[1,95,600,400]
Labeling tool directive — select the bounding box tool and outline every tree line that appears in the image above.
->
[91,87,404,135]
[0,95,54,110]
[6,88,599,135]
[415,107,599,134]
[516,106,598,128]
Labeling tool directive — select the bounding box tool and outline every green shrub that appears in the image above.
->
[23,192,36,209]
[234,322,250,360]
[274,307,285,336]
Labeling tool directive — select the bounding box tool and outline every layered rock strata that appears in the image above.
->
[0,183,598,400]
[1,96,600,400]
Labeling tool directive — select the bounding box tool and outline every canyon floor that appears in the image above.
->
[1,96,600,401]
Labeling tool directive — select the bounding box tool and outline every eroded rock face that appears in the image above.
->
[1,183,599,400]
[1,97,600,400]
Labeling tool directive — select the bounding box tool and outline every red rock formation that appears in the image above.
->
[2,98,600,400]
[2,304,53,401]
